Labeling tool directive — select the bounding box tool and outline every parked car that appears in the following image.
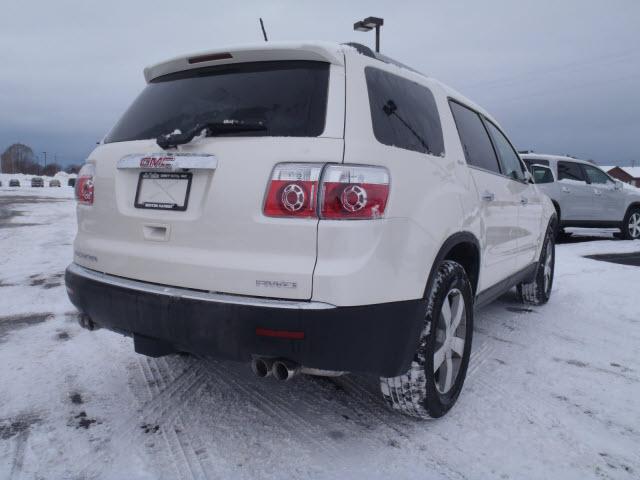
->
[31,177,44,187]
[522,154,640,240]
[9,179,20,187]
[65,42,556,419]
[68,178,76,187]
[49,179,61,187]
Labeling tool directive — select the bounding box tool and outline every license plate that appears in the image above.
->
[134,172,192,211]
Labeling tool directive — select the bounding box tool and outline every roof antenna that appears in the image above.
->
[259,18,268,42]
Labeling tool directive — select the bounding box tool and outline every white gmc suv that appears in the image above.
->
[65,42,556,418]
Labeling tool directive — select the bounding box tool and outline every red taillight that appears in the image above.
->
[320,165,390,219]
[263,163,322,218]
[75,163,95,205]
[263,163,390,220]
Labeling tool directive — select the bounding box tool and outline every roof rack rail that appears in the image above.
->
[342,42,376,58]
[341,42,425,77]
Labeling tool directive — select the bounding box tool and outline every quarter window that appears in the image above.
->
[449,101,501,174]
[557,161,586,183]
[484,121,526,181]
[365,67,444,156]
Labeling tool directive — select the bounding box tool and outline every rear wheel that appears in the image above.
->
[517,223,555,305]
[621,208,640,240]
[379,261,473,419]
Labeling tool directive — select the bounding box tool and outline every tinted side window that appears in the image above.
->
[583,165,613,185]
[365,67,444,156]
[531,165,554,184]
[449,101,501,173]
[558,161,586,183]
[484,121,525,181]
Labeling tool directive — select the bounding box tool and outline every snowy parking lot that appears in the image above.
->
[1,188,639,480]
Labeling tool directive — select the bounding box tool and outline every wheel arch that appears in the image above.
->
[624,202,640,219]
[423,232,481,298]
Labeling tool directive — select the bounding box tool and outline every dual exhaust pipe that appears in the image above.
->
[251,357,299,381]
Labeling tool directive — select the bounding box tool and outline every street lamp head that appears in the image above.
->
[353,16,384,53]
[363,16,384,28]
[353,21,372,32]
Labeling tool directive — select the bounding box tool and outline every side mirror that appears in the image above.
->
[523,170,534,183]
[614,180,623,190]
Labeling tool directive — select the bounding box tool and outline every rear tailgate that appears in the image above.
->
[74,54,345,300]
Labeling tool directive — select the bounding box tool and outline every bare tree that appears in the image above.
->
[1,143,38,174]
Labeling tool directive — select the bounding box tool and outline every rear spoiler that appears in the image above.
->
[144,42,346,83]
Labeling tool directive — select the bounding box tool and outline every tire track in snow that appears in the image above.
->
[470,359,640,469]
[466,339,496,380]
[326,375,468,480]
[138,356,212,480]
[75,356,208,478]
[204,359,343,458]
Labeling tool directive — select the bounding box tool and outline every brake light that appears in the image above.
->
[263,163,322,218]
[320,165,390,219]
[75,163,95,205]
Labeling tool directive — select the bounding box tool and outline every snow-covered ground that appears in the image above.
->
[1,190,639,480]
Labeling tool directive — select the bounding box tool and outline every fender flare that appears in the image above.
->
[422,231,481,299]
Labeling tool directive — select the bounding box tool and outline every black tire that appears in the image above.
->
[380,261,474,419]
[621,207,640,240]
[517,222,555,305]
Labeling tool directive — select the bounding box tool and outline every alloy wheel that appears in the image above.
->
[628,213,640,239]
[433,288,466,394]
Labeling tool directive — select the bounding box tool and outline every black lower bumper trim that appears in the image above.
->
[65,265,425,377]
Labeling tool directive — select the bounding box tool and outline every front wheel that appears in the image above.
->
[621,208,640,240]
[380,260,474,419]
[517,222,555,305]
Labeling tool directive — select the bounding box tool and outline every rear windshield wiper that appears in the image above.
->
[156,120,267,149]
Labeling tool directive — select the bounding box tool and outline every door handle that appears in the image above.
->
[561,187,571,193]
[481,191,495,202]
[520,197,529,205]
[594,189,602,196]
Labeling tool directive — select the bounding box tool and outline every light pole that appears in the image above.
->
[353,16,384,53]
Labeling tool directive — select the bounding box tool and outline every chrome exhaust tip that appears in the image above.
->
[272,360,299,381]
[251,357,274,378]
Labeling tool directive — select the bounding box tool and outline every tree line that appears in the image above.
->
[1,143,81,175]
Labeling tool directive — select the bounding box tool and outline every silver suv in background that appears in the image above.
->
[521,154,640,240]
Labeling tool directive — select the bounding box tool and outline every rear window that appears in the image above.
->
[365,67,444,156]
[105,61,330,143]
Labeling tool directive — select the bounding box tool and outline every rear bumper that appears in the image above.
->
[65,263,425,377]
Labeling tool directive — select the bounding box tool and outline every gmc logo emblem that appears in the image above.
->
[139,156,174,169]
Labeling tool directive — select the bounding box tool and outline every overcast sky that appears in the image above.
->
[1,0,639,167]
